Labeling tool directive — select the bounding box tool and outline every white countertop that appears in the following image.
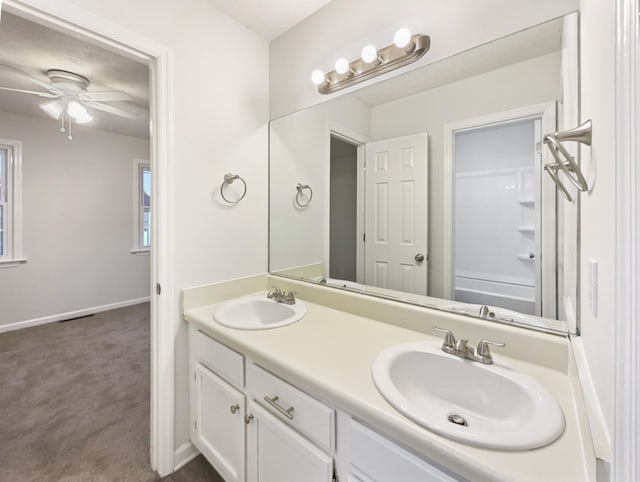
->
[183,288,595,482]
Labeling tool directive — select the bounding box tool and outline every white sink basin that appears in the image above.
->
[372,341,565,450]
[213,292,307,330]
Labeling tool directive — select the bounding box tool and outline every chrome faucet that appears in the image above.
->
[267,287,296,305]
[478,305,496,319]
[433,326,505,364]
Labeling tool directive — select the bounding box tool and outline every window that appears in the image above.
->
[0,139,23,266]
[133,159,151,253]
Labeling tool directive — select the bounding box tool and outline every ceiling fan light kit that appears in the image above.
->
[0,63,144,141]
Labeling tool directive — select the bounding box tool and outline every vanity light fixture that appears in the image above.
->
[311,28,431,95]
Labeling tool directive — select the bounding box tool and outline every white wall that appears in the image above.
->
[370,53,561,297]
[270,0,578,118]
[578,0,616,440]
[54,0,270,457]
[0,110,150,327]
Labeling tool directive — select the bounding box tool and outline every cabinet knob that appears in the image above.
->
[230,404,239,414]
[244,413,254,425]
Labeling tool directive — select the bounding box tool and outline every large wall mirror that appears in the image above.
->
[270,13,580,334]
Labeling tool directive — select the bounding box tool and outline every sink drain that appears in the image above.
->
[447,414,468,427]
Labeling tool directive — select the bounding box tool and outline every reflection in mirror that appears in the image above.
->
[270,14,579,334]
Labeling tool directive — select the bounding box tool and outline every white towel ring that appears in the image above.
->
[295,183,312,207]
[220,173,247,204]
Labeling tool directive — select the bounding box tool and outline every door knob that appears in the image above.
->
[415,253,425,263]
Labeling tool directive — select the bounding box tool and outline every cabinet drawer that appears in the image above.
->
[350,420,459,482]
[189,325,244,388]
[247,363,335,452]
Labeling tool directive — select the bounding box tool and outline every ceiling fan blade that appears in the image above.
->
[80,90,133,102]
[0,63,61,94]
[0,85,58,98]
[83,100,147,120]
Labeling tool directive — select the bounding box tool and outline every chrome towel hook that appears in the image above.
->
[295,183,313,208]
[543,119,592,202]
[220,173,247,204]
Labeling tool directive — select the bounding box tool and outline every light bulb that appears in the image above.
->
[310,69,326,85]
[334,58,350,75]
[394,27,412,48]
[361,45,378,64]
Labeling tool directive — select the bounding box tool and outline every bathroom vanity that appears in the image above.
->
[182,274,596,482]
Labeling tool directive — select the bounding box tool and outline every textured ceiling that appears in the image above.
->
[0,12,150,139]
[206,0,334,40]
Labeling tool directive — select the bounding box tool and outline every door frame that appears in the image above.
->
[442,102,556,316]
[1,0,175,475]
[614,0,640,478]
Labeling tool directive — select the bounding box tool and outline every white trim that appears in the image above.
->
[0,297,151,334]
[614,0,640,480]
[0,258,26,267]
[150,47,176,477]
[570,337,611,461]
[132,158,151,251]
[174,441,200,472]
[2,0,176,476]
[442,103,557,309]
[356,144,365,283]
[0,138,23,263]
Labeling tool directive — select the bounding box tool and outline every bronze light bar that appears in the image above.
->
[316,34,431,95]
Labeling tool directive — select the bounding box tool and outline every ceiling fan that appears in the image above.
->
[0,63,146,139]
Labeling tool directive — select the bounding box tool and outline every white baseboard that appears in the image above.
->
[0,297,151,334]
[174,441,200,471]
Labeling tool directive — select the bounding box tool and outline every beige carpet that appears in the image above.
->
[0,303,221,481]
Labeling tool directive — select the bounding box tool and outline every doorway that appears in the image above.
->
[444,103,557,318]
[329,135,358,282]
[0,0,173,475]
[453,118,540,315]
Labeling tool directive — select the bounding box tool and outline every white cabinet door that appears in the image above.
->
[349,420,459,482]
[192,362,245,482]
[247,401,334,482]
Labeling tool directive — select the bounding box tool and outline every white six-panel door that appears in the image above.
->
[364,133,429,295]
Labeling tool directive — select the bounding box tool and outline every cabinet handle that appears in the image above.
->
[230,404,239,414]
[244,413,254,425]
[264,395,295,420]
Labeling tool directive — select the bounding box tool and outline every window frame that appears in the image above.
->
[132,158,151,254]
[0,138,24,267]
